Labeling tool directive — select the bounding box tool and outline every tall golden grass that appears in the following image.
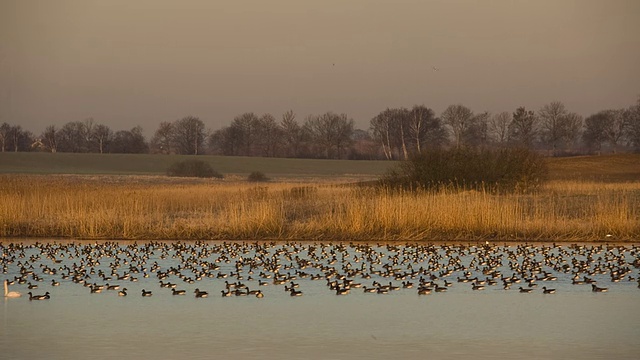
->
[1,175,638,241]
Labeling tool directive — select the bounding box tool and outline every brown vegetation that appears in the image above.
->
[1,173,638,241]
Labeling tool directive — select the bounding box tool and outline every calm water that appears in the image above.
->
[1,240,639,360]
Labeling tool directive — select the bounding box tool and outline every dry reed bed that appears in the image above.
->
[1,175,638,241]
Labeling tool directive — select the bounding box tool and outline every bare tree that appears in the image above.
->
[0,123,9,152]
[370,108,397,160]
[42,125,58,153]
[110,126,149,153]
[304,112,354,159]
[582,111,610,153]
[172,116,206,155]
[509,107,538,147]
[254,113,283,157]
[539,101,582,155]
[92,124,113,154]
[280,110,304,158]
[488,112,511,144]
[150,121,174,154]
[624,97,640,151]
[442,104,473,148]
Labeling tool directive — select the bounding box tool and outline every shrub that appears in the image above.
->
[247,171,269,182]
[382,147,548,193]
[166,159,223,178]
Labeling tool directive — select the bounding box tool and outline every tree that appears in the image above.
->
[304,112,354,159]
[5,125,33,152]
[538,101,582,155]
[370,108,399,160]
[509,107,538,147]
[465,111,491,148]
[58,121,89,152]
[624,98,640,151]
[110,126,148,153]
[150,122,174,154]
[253,113,283,157]
[92,124,113,154]
[41,125,59,153]
[488,112,511,145]
[172,116,206,155]
[582,111,610,153]
[280,110,304,158]
[441,104,474,148]
[407,105,447,153]
[0,123,10,152]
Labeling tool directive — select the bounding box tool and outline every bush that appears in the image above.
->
[247,171,269,182]
[382,147,548,193]
[166,159,223,178]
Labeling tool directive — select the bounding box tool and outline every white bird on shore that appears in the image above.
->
[4,279,22,298]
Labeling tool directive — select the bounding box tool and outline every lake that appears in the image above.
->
[2,240,639,359]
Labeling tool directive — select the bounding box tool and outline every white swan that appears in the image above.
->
[4,279,21,298]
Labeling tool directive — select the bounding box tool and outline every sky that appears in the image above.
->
[1,0,639,136]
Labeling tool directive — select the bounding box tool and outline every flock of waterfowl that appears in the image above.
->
[3,241,640,301]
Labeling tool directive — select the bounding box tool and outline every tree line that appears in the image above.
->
[2,98,639,158]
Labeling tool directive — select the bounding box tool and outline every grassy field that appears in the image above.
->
[1,152,639,181]
[0,152,395,180]
[1,152,638,241]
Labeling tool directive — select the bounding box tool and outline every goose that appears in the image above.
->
[335,287,350,295]
[171,288,186,295]
[519,287,533,293]
[106,283,120,290]
[4,279,21,298]
[51,279,60,287]
[141,289,153,297]
[472,283,485,291]
[417,287,432,295]
[118,288,128,296]
[362,286,377,293]
[28,292,50,300]
[255,290,265,298]
[194,289,208,298]
[221,289,232,297]
[591,284,608,292]
[542,287,556,294]
[289,288,303,297]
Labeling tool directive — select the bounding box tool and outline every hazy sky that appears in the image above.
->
[1,0,639,135]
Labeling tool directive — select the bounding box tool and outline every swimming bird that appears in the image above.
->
[141,289,153,297]
[591,284,608,292]
[194,289,208,298]
[118,288,128,296]
[4,279,21,298]
[51,279,60,287]
[28,292,50,300]
[172,288,186,295]
[519,287,533,293]
[542,287,556,294]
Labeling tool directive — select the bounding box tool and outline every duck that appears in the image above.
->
[171,288,186,295]
[4,279,21,298]
[141,289,153,297]
[542,287,556,294]
[118,288,128,296]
